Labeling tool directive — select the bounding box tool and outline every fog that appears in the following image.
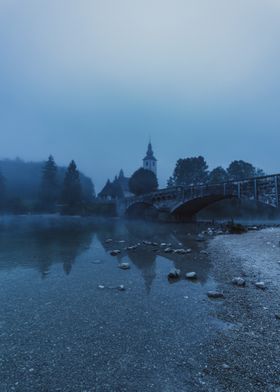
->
[0,0,280,190]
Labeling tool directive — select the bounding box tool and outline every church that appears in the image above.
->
[98,142,157,200]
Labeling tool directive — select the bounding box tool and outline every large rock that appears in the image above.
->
[118,263,131,270]
[232,277,246,287]
[185,272,197,280]
[207,291,224,299]
[255,281,266,290]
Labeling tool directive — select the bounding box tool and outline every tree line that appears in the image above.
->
[128,157,265,196]
[168,157,265,187]
[0,156,95,214]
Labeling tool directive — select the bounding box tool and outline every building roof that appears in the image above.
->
[143,142,157,162]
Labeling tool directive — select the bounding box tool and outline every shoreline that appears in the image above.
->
[204,229,280,391]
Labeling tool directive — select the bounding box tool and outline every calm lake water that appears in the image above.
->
[0,216,223,392]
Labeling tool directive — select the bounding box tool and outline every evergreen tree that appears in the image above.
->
[129,168,158,196]
[40,155,58,211]
[61,160,82,208]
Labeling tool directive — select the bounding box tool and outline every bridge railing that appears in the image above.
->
[125,173,280,209]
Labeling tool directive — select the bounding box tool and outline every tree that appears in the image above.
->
[40,155,58,211]
[208,166,229,184]
[172,156,208,186]
[61,160,82,208]
[227,160,256,181]
[129,168,158,196]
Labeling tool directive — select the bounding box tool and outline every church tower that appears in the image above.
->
[143,142,157,176]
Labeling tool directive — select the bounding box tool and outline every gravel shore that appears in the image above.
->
[205,228,280,392]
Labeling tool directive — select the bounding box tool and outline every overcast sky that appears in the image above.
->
[0,0,280,191]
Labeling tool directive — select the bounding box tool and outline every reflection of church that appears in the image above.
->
[98,142,157,200]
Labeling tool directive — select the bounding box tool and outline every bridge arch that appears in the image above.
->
[125,202,159,219]
[171,195,236,219]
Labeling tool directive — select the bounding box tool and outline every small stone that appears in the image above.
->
[222,364,230,370]
[168,268,181,279]
[106,239,113,243]
[160,243,167,247]
[174,249,187,255]
[207,291,224,299]
[232,277,246,287]
[152,242,158,246]
[255,281,266,290]
[186,272,197,280]
[117,285,126,291]
[143,240,152,245]
[164,247,173,253]
[186,248,192,253]
[118,240,126,243]
[118,263,131,270]
[196,234,205,242]
[110,250,121,256]
[126,245,138,251]
[98,285,105,289]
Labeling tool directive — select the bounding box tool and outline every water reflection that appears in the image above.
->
[0,216,212,290]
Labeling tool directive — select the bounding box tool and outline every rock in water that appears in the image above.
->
[106,239,113,243]
[117,285,126,291]
[110,250,121,256]
[168,268,181,279]
[255,281,266,290]
[118,263,131,270]
[186,272,197,280]
[164,248,173,253]
[207,291,224,299]
[232,277,246,287]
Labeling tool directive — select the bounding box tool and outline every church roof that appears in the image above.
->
[143,142,157,162]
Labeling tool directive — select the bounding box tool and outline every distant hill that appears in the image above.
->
[0,158,95,205]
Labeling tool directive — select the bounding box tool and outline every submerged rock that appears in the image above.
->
[186,272,197,280]
[168,268,181,279]
[232,277,246,287]
[207,291,224,299]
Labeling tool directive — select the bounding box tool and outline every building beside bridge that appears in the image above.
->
[99,142,158,200]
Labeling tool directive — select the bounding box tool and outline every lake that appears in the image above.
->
[0,216,223,392]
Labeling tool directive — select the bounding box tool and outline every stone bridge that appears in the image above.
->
[124,174,280,220]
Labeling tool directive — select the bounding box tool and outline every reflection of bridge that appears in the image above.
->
[125,174,280,219]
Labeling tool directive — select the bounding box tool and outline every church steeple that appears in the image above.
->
[143,141,157,175]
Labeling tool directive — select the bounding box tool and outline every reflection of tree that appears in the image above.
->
[127,249,156,294]
[0,221,93,277]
